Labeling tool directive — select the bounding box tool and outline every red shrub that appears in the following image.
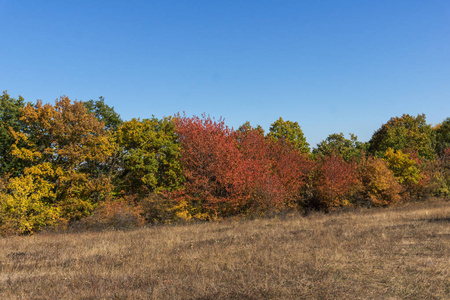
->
[236,127,313,212]
[311,154,358,210]
[235,128,284,213]
[173,115,245,217]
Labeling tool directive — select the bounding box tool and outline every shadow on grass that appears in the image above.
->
[422,217,450,223]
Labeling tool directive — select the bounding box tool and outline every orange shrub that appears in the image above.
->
[359,157,403,206]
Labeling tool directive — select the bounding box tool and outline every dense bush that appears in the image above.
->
[309,154,358,211]
[0,175,60,235]
[358,157,403,206]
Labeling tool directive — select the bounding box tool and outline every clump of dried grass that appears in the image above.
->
[0,199,448,299]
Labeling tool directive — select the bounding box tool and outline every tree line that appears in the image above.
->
[0,91,449,234]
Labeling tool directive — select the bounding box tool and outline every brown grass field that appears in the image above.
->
[0,199,449,299]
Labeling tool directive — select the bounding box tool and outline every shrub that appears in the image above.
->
[137,193,203,224]
[73,200,144,231]
[235,127,285,214]
[383,148,422,185]
[358,157,403,206]
[0,175,60,235]
[310,154,358,211]
[427,146,450,198]
[384,148,431,199]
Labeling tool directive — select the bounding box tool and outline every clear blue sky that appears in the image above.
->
[1,0,449,148]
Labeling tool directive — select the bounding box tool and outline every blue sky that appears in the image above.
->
[1,0,449,148]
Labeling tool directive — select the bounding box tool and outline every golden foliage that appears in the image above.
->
[383,148,422,186]
[359,157,403,206]
[9,96,115,221]
[0,175,60,235]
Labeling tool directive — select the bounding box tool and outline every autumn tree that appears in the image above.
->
[358,156,403,206]
[382,147,433,200]
[310,154,358,211]
[10,96,115,221]
[173,114,247,219]
[268,117,310,153]
[0,175,60,235]
[115,117,184,196]
[368,114,435,159]
[173,116,313,217]
[270,142,314,210]
[235,124,286,213]
[383,148,422,187]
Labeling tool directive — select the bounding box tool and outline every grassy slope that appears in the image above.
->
[0,199,449,299]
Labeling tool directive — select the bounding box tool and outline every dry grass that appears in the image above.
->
[1,199,449,299]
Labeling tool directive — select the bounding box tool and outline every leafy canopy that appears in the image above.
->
[83,97,123,131]
[0,91,25,175]
[268,117,310,153]
[115,117,184,196]
[383,148,422,186]
[10,96,115,220]
[313,133,367,162]
[434,117,450,155]
[368,114,435,159]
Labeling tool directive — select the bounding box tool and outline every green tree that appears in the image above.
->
[237,121,264,135]
[368,114,435,159]
[268,117,310,153]
[0,91,25,175]
[83,97,123,131]
[313,133,367,162]
[115,117,184,196]
[434,117,450,155]
[433,118,450,196]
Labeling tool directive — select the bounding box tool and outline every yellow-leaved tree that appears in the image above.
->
[9,96,115,224]
[383,148,429,199]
